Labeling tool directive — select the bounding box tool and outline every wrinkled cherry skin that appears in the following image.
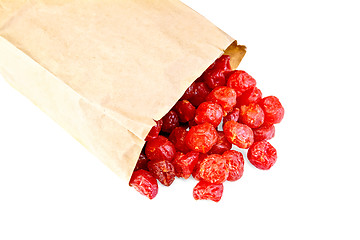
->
[206,86,237,114]
[236,87,262,107]
[189,82,211,107]
[253,123,275,142]
[198,154,229,184]
[174,100,196,123]
[208,131,232,155]
[260,96,284,124]
[161,110,180,133]
[222,108,240,129]
[239,103,265,128]
[147,159,175,186]
[223,121,254,149]
[145,119,163,141]
[129,170,158,200]
[227,70,256,96]
[222,150,244,181]
[194,102,223,127]
[202,55,232,89]
[247,141,277,170]
[134,153,149,171]
[185,123,218,153]
[145,136,176,162]
[193,181,224,202]
[168,127,190,153]
[192,153,207,181]
[172,151,200,179]
[180,82,196,100]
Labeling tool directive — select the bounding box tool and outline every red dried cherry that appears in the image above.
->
[222,150,244,181]
[198,154,229,184]
[206,86,237,114]
[134,153,149,171]
[193,181,224,202]
[222,108,240,128]
[168,127,190,153]
[202,55,232,89]
[227,70,256,96]
[208,131,232,155]
[180,82,196,100]
[188,82,211,107]
[147,159,175,186]
[145,119,163,141]
[247,141,277,170]
[236,87,262,107]
[260,96,284,124]
[194,102,223,127]
[253,123,275,142]
[223,121,254,149]
[174,100,196,123]
[145,136,176,162]
[172,151,200,179]
[192,153,207,181]
[239,103,265,128]
[185,123,218,153]
[129,170,158,200]
[161,110,180,133]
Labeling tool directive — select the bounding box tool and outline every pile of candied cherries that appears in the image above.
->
[129,55,284,202]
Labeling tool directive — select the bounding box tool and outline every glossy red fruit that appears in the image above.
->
[168,127,190,153]
[134,153,149,171]
[239,103,265,128]
[185,123,218,153]
[172,151,200,179]
[161,110,180,133]
[189,82,211,107]
[236,87,262,107]
[247,141,277,170]
[208,131,232,155]
[147,160,175,186]
[180,82,196,100]
[193,181,224,202]
[260,96,284,124]
[192,153,207,181]
[253,123,275,142]
[206,86,237,114]
[198,154,229,184]
[145,136,176,162]
[202,55,232,89]
[222,150,244,181]
[227,70,256,95]
[223,121,254,149]
[129,170,158,200]
[145,119,163,141]
[194,102,223,127]
[174,100,196,123]
[222,108,240,129]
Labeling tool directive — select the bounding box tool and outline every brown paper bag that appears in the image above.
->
[0,0,246,181]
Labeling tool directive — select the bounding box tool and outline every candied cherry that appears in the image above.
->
[260,96,284,124]
[202,55,232,89]
[145,136,176,161]
[227,70,256,96]
[174,100,196,123]
[168,127,189,153]
[247,141,277,170]
[147,159,175,186]
[198,154,229,184]
[172,151,200,179]
[145,119,163,141]
[223,121,254,149]
[161,110,180,133]
[185,123,218,153]
[134,153,149,171]
[236,87,262,107]
[193,181,224,202]
[129,170,158,200]
[239,103,265,128]
[253,123,275,142]
[206,86,237,114]
[208,131,232,155]
[222,108,240,128]
[222,150,244,181]
[189,82,211,106]
[194,101,223,127]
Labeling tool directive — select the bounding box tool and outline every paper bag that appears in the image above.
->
[0,0,246,181]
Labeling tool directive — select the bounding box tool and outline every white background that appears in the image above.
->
[1,0,359,239]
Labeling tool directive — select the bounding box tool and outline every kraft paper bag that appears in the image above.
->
[0,0,246,181]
